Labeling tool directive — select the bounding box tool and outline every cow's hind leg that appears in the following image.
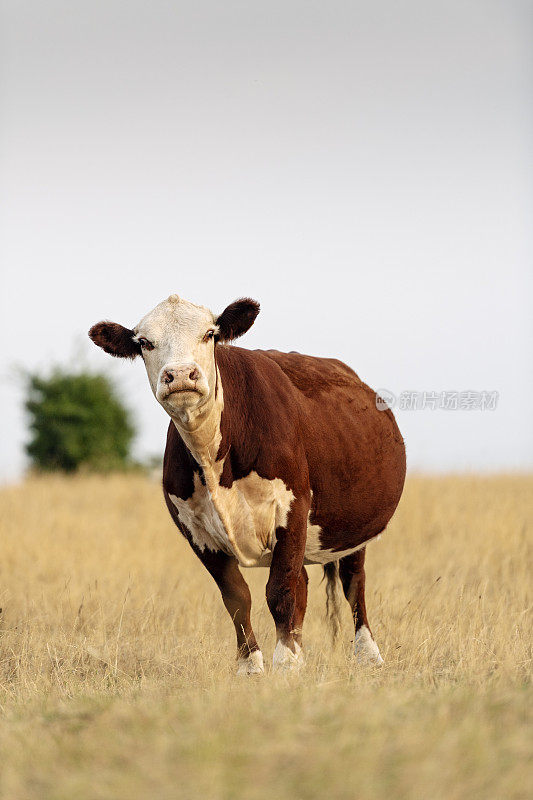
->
[291,566,309,648]
[200,549,264,675]
[338,548,384,665]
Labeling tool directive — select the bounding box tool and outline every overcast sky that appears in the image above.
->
[1,0,532,480]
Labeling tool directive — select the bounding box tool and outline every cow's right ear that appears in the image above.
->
[88,321,141,359]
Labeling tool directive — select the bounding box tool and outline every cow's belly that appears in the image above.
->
[303,524,382,565]
[251,532,381,567]
[168,470,295,567]
[169,473,382,567]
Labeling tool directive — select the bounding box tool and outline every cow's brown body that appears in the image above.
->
[163,346,405,562]
[90,295,405,672]
[162,345,405,670]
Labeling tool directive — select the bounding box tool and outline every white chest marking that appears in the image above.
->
[169,469,294,567]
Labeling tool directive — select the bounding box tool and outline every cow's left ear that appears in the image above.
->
[88,321,141,359]
[216,298,260,342]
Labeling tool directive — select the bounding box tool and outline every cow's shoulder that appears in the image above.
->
[258,349,363,398]
[214,345,308,489]
[216,345,301,404]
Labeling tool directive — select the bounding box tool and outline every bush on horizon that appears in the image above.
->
[25,369,136,473]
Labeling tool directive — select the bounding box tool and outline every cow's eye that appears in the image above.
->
[203,329,215,342]
[138,337,154,351]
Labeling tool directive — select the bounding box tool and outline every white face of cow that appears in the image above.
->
[133,295,218,416]
[89,294,260,425]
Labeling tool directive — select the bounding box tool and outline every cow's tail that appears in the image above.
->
[323,561,343,643]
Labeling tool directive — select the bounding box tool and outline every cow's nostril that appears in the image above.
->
[189,368,200,382]
[163,370,174,385]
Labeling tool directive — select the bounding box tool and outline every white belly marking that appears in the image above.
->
[169,470,294,567]
[171,479,381,567]
[304,511,382,564]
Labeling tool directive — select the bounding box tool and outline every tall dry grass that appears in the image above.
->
[0,474,531,799]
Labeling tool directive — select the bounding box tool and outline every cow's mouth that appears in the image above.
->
[163,386,204,401]
[157,380,208,405]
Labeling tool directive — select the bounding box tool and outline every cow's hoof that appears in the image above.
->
[272,640,304,673]
[236,649,265,676]
[353,626,384,666]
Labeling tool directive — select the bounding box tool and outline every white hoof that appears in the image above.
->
[236,649,264,676]
[272,640,304,673]
[353,626,384,666]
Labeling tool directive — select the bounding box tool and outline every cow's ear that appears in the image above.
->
[216,298,260,342]
[88,321,141,359]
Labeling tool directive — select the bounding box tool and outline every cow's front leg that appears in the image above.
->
[199,549,264,675]
[266,498,308,672]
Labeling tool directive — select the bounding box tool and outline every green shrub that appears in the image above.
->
[25,369,136,472]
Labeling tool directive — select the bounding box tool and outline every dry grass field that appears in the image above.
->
[0,473,531,800]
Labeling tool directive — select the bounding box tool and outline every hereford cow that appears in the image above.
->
[89,295,405,673]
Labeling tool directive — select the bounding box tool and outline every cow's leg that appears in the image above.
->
[291,566,309,648]
[338,548,384,665]
[199,549,264,675]
[266,499,308,672]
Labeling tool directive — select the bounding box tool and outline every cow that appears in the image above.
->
[89,294,405,674]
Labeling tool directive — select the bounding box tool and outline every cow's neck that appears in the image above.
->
[170,370,223,470]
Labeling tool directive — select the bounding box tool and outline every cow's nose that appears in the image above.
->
[161,364,202,393]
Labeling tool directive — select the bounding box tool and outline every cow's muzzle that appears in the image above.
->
[157,363,205,400]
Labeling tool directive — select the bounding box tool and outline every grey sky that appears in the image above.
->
[1,0,532,479]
